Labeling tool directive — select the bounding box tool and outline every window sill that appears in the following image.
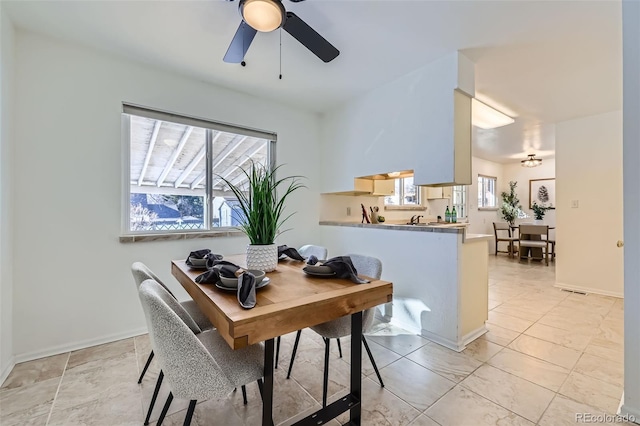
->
[119,229,245,243]
[384,205,427,211]
[478,207,499,211]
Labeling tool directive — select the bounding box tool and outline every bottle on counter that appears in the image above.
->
[451,206,457,223]
[445,206,451,223]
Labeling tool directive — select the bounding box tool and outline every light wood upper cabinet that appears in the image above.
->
[426,186,452,199]
[372,179,395,196]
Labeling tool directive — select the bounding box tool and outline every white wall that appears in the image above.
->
[503,158,557,228]
[0,4,15,382]
[556,111,623,297]
[11,30,321,360]
[320,52,474,192]
[622,0,640,420]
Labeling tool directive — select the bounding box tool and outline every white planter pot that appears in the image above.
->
[532,219,545,224]
[246,243,278,272]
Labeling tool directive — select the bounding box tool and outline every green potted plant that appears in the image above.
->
[218,162,304,271]
[500,181,526,226]
[531,201,550,222]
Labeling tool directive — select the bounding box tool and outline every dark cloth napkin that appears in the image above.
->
[278,245,305,261]
[322,256,370,284]
[185,249,224,266]
[195,260,240,284]
[237,272,257,309]
[194,260,258,309]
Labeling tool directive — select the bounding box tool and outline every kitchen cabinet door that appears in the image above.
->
[426,187,452,199]
[372,180,395,196]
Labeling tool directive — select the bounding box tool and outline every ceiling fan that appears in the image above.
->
[223,0,340,64]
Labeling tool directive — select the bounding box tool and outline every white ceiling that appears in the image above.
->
[3,0,623,164]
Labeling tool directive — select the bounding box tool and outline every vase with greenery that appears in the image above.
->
[218,162,304,271]
[500,181,526,226]
[531,202,550,221]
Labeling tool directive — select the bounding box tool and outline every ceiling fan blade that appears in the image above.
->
[282,12,339,63]
[223,21,258,63]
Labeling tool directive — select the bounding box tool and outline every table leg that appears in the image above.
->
[350,311,363,425]
[263,338,274,426]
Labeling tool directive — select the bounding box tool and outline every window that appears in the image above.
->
[452,185,467,219]
[123,104,275,234]
[384,177,419,206]
[478,175,497,209]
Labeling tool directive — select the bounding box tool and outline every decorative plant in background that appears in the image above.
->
[500,181,526,226]
[218,162,305,245]
[532,201,550,220]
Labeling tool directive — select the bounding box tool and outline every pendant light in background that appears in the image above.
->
[521,154,543,167]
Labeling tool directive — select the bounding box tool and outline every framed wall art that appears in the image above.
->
[529,178,555,209]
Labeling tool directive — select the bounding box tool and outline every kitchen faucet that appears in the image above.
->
[409,215,424,225]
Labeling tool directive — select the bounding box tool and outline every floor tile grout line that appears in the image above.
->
[44,351,70,426]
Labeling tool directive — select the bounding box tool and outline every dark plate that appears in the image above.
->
[215,277,271,291]
[187,264,208,270]
[303,266,336,277]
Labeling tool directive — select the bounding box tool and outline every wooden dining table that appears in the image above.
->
[511,224,555,260]
[171,255,393,426]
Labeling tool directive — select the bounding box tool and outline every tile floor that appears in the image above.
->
[0,255,630,425]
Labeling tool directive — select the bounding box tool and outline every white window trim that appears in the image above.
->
[384,177,423,209]
[452,185,468,219]
[120,106,276,240]
[478,174,498,210]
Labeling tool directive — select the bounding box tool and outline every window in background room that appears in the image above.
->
[384,177,419,206]
[477,175,497,209]
[452,185,467,219]
[123,104,275,234]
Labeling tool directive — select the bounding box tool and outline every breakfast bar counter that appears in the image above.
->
[320,221,490,351]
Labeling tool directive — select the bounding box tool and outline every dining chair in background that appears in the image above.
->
[518,224,551,266]
[493,222,518,257]
[285,254,385,407]
[138,279,266,426]
[131,262,213,383]
[298,244,328,260]
[274,244,329,370]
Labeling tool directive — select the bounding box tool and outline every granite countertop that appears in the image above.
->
[319,221,492,243]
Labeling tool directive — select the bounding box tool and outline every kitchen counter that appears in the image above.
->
[319,221,491,243]
[320,220,490,351]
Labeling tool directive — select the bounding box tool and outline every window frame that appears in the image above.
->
[477,174,498,210]
[451,185,468,219]
[384,177,422,209]
[121,105,276,238]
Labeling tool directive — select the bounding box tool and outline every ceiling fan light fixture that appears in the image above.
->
[240,0,285,32]
[521,154,542,168]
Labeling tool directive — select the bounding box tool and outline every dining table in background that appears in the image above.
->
[171,255,393,426]
[511,224,555,260]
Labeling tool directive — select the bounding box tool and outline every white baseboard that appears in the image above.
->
[554,282,623,298]
[420,329,465,352]
[620,401,640,425]
[461,326,489,346]
[0,356,16,387]
[14,327,148,364]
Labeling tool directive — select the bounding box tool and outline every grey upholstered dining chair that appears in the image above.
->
[274,245,329,370]
[298,244,328,260]
[285,254,384,407]
[138,279,265,426]
[131,262,213,383]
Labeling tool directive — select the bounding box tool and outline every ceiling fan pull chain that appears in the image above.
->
[279,29,283,80]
